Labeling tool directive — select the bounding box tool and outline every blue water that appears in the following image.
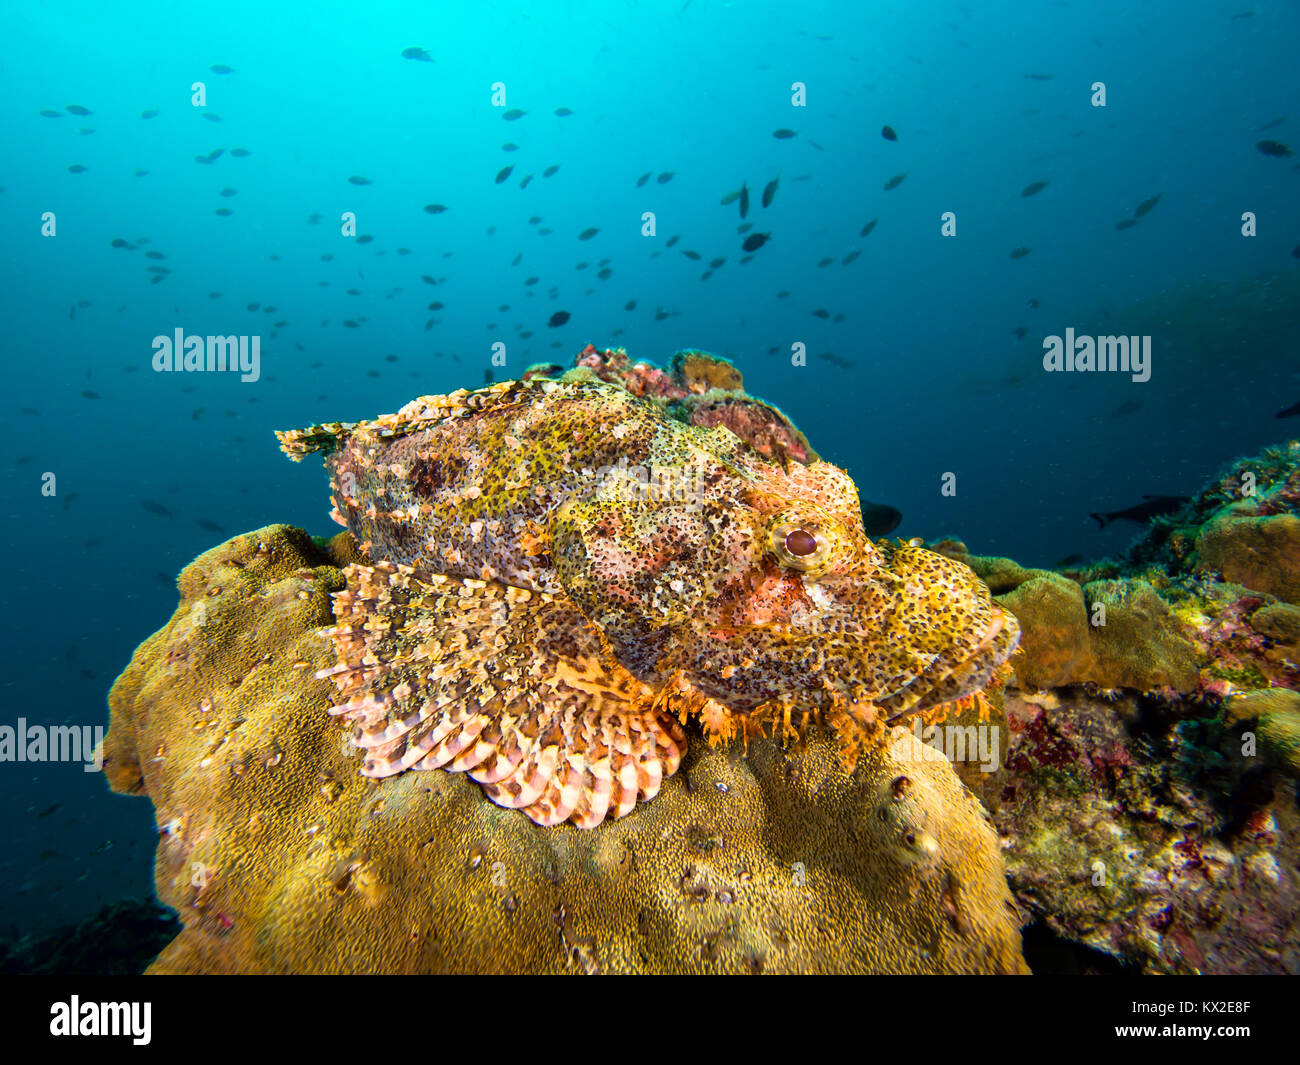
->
[2,0,1298,936]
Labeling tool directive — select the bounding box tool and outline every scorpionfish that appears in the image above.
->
[278,354,1020,828]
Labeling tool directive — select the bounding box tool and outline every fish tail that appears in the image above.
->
[1090,513,1108,529]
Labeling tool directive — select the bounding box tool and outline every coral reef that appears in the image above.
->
[99,345,1300,975]
[935,438,1300,973]
[103,525,1026,974]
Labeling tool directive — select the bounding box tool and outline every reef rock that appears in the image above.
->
[103,525,1027,974]
[1198,509,1300,605]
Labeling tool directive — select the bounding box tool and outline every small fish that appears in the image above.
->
[720,188,743,205]
[401,47,433,61]
[1257,139,1292,157]
[421,275,438,285]
[141,109,160,119]
[37,803,61,819]
[1090,495,1190,528]
[67,164,87,173]
[657,171,674,184]
[1055,554,1086,568]
[1012,326,1028,339]
[80,390,100,399]
[1134,194,1161,216]
[503,108,526,120]
[812,308,830,319]
[231,148,251,157]
[424,203,448,213]
[110,238,135,249]
[210,63,235,74]
[883,172,907,190]
[739,182,750,219]
[636,172,651,187]
[597,267,612,280]
[859,218,878,238]
[817,257,833,268]
[1021,180,1049,197]
[1010,246,1031,258]
[220,187,237,197]
[881,125,898,141]
[861,502,902,537]
[543,165,560,177]
[197,518,225,533]
[1258,116,1287,132]
[484,369,495,383]
[772,128,797,139]
[203,112,222,122]
[1276,399,1300,418]
[742,232,770,252]
[140,499,174,517]
[495,165,514,183]
[66,104,92,115]
[1293,245,1300,259]
[145,250,167,259]
[348,175,373,185]
[1114,218,1137,230]
[682,250,701,261]
[665,234,680,248]
[762,177,779,208]
[579,227,599,240]
[502,142,519,152]
[709,257,726,269]
[625,300,637,311]
[1028,298,1040,308]
[40,109,62,117]
[737,222,753,234]
[555,107,574,117]
[548,310,571,327]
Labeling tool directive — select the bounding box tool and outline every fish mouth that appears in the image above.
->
[880,606,1021,723]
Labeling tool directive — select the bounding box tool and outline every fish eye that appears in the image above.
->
[784,529,819,556]
[769,512,835,573]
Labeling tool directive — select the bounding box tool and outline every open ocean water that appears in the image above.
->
[2,0,1298,976]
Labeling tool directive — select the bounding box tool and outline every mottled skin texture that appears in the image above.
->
[279,367,1019,826]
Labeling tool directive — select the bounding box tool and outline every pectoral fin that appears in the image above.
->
[318,562,687,828]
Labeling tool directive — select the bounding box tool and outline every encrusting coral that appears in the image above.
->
[102,349,1029,974]
[104,525,1027,974]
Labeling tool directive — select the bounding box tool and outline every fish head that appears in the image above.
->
[550,433,1019,728]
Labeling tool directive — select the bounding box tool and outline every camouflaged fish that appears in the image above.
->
[278,353,1019,828]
